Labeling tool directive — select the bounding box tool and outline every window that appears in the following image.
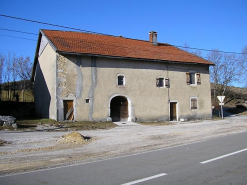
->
[156,78,164,87]
[190,73,195,84]
[186,72,201,85]
[85,98,90,103]
[190,97,198,109]
[117,75,125,86]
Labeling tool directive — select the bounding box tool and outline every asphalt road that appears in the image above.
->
[1,132,247,185]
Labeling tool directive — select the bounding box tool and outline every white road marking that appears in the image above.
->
[201,148,247,164]
[121,173,167,185]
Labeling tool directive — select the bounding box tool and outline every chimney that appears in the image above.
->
[149,31,157,45]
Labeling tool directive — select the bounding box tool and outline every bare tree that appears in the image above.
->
[0,54,4,101]
[10,54,19,101]
[238,46,247,86]
[0,53,33,101]
[5,53,12,100]
[220,54,238,94]
[208,50,223,100]
[208,49,239,99]
[16,56,33,102]
[183,43,202,57]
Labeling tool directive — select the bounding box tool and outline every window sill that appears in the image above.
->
[117,85,126,87]
[191,109,198,111]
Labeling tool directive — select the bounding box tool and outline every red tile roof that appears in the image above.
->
[42,30,214,65]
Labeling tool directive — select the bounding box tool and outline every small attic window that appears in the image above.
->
[156,78,164,87]
[117,74,125,86]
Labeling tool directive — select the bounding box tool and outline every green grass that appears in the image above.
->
[16,119,117,130]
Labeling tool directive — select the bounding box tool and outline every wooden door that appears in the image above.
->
[110,96,128,122]
[120,99,128,121]
[170,102,177,121]
[64,100,74,120]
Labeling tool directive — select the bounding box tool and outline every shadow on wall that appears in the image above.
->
[66,55,209,75]
[34,62,51,118]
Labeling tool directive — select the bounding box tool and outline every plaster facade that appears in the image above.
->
[34,41,212,122]
[34,43,57,119]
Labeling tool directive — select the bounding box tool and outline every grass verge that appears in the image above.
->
[16,119,117,131]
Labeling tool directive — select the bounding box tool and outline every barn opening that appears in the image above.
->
[110,96,128,122]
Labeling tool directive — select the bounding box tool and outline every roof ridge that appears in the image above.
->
[41,29,156,44]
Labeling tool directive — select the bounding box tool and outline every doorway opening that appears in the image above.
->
[110,96,128,122]
[64,100,74,121]
[170,102,177,121]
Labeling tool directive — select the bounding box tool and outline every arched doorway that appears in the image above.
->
[110,96,128,122]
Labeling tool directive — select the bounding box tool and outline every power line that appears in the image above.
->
[175,45,246,55]
[0,14,106,35]
[0,28,38,35]
[0,34,37,41]
[0,14,246,55]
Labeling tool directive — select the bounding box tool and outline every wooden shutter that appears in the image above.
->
[196,73,201,85]
[191,98,198,109]
[156,78,159,87]
[186,72,190,85]
[165,78,170,88]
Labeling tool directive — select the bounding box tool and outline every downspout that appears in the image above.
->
[55,54,58,121]
[167,65,170,121]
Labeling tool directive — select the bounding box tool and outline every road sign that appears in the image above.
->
[217,96,225,103]
[217,96,225,119]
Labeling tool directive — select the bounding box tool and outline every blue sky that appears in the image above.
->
[0,0,246,86]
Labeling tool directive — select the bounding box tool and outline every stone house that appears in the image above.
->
[31,30,214,122]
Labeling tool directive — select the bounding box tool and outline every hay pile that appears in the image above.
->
[59,132,88,144]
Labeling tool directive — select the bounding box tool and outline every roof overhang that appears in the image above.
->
[31,30,58,81]
[58,51,215,66]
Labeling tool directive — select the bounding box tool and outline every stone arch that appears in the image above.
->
[108,94,134,122]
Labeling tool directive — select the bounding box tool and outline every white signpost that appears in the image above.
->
[217,96,225,119]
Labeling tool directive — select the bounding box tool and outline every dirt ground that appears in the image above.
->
[0,115,247,176]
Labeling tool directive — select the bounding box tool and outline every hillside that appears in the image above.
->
[211,84,247,107]
[0,80,34,102]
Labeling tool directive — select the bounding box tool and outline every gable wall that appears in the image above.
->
[34,43,57,119]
